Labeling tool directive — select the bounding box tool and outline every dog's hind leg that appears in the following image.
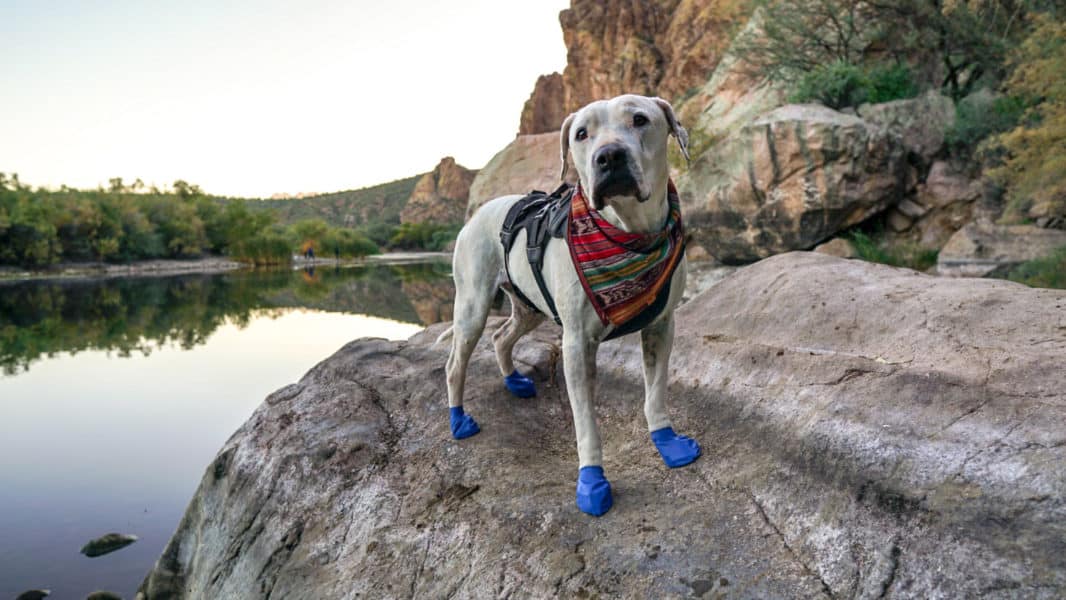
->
[492,285,544,397]
[641,314,700,468]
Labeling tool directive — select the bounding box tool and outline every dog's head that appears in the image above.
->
[560,94,689,210]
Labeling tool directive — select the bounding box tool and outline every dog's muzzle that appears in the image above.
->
[591,142,642,210]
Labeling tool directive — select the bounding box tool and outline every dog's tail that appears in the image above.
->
[434,325,455,347]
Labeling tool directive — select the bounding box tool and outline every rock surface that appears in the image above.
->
[519,73,568,136]
[139,253,1066,599]
[519,0,750,135]
[857,91,955,164]
[937,219,1066,277]
[679,104,907,263]
[466,133,577,219]
[399,157,476,225]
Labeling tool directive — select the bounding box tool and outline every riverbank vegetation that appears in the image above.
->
[740,1,1064,228]
[0,175,456,269]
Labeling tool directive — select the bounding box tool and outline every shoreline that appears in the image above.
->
[0,252,452,284]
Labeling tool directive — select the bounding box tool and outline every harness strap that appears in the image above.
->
[499,184,572,325]
[499,183,677,337]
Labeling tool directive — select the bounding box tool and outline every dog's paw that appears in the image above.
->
[650,427,701,468]
[450,406,480,440]
[504,370,536,398]
[576,466,613,516]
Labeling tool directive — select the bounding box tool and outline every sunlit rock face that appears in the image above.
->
[137,252,1066,599]
[399,157,476,226]
[466,133,577,219]
[680,104,908,263]
[518,0,751,135]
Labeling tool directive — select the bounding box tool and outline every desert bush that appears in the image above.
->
[1006,246,1066,289]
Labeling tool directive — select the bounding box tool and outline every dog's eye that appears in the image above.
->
[575,127,588,141]
[633,113,649,127]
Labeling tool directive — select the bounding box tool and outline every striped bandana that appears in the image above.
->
[566,181,685,328]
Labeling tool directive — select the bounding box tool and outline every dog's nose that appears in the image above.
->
[593,143,629,173]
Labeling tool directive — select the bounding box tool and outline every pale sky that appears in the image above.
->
[0,0,570,197]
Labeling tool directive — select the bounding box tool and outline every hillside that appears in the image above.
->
[248,174,422,228]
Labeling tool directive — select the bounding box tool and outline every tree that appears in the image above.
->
[989,12,1066,223]
[736,0,1046,101]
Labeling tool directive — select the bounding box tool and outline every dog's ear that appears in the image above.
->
[559,112,576,181]
[652,97,690,165]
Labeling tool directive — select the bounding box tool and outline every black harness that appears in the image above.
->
[499,184,679,341]
[499,184,573,326]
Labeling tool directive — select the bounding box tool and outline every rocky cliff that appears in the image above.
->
[519,0,751,134]
[139,253,1066,598]
[399,157,476,225]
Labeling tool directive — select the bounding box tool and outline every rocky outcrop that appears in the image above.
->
[466,133,577,218]
[399,157,476,225]
[937,218,1066,277]
[518,0,751,135]
[857,91,955,165]
[679,104,907,263]
[139,253,1066,599]
[519,73,568,135]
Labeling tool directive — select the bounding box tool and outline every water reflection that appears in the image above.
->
[0,261,454,598]
[0,262,454,375]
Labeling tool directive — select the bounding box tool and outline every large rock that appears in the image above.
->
[937,218,1066,277]
[466,133,576,218]
[399,157,476,225]
[679,104,908,263]
[518,0,752,135]
[857,90,955,163]
[139,253,1066,599]
[518,73,568,136]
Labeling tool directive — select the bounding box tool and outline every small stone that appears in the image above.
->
[80,533,138,557]
[896,198,927,219]
[886,209,913,233]
[16,591,50,600]
[86,592,123,600]
[813,238,857,259]
[686,244,712,262]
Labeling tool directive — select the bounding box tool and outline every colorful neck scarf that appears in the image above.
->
[566,181,685,328]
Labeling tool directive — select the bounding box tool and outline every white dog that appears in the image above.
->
[442,94,699,516]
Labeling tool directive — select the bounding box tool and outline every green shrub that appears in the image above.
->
[790,60,869,109]
[848,230,939,272]
[388,222,461,251]
[232,230,292,265]
[945,92,1026,156]
[791,61,920,109]
[1006,246,1066,289]
[865,64,919,104]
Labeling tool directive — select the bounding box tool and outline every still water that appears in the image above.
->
[0,261,455,598]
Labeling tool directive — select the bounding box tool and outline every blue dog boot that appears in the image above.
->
[576,466,613,516]
[450,406,480,440]
[504,369,536,398]
[651,427,701,468]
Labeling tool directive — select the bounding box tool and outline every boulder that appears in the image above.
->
[937,219,1066,277]
[813,237,857,258]
[466,133,576,219]
[679,104,907,263]
[399,157,476,225]
[138,253,1066,599]
[918,161,983,209]
[857,91,955,163]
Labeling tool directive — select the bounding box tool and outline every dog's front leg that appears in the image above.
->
[641,314,701,468]
[562,330,612,516]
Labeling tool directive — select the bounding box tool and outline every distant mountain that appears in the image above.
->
[249,174,423,228]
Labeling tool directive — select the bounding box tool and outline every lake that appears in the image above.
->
[0,259,458,599]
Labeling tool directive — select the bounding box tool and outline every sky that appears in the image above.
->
[0,0,571,197]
